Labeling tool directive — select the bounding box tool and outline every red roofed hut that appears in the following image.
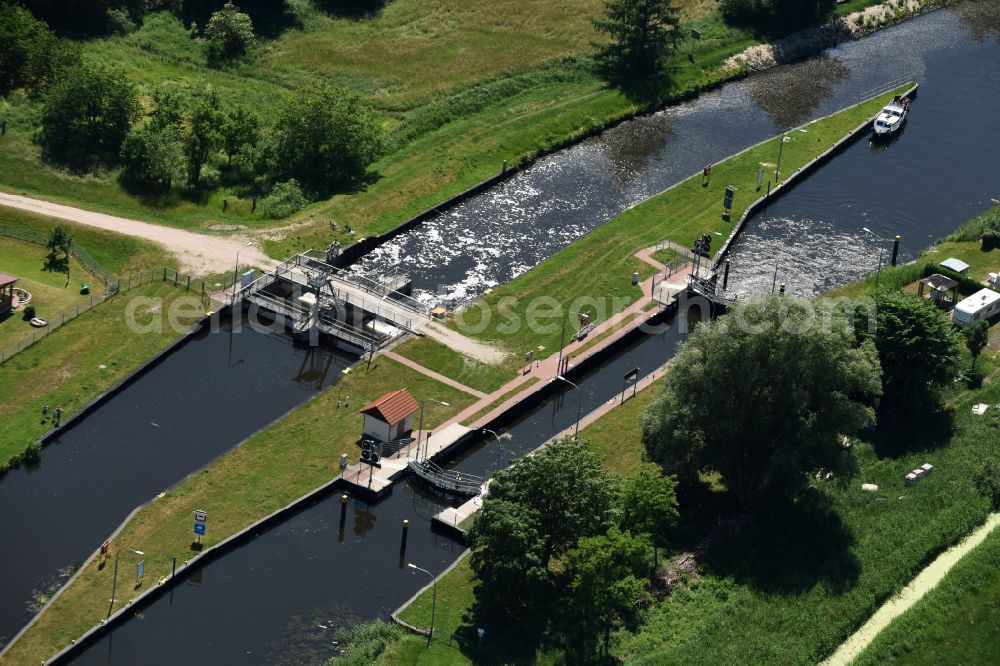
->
[0,274,18,316]
[360,389,419,443]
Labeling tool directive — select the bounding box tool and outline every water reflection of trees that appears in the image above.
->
[743,56,849,131]
[598,115,675,185]
[953,0,1000,43]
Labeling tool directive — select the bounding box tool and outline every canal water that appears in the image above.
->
[0,316,356,648]
[725,0,1000,297]
[67,322,686,665]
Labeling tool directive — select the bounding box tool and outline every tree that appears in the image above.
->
[221,104,260,166]
[965,321,990,375]
[38,64,139,171]
[260,179,306,219]
[592,0,680,78]
[561,528,652,657]
[46,224,72,277]
[856,290,960,417]
[644,296,881,507]
[467,438,621,625]
[0,4,80,97]
[467,500,550,625]
[621,469,678,566]
[205,2,255,62]
[273,83,385,196]
[120,123,185,191]
[184,94,224,187]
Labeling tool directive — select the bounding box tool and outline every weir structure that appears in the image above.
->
[232,250,431,351]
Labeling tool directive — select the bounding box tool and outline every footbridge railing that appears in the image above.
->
[407,460,484,497]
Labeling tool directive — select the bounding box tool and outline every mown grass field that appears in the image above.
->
[0,237,96,350]
[854,522,1000,666]
[0,354,477,666]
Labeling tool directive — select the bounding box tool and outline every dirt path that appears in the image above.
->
[823,512,1000,665]
[0,193,275,275]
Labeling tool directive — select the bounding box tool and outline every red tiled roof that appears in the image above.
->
[361,389,419,426]
[0,274,17,286]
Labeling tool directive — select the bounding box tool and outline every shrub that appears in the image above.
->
[260,179,306,219]
[983,229,1000,252]
[105,7,136,35]
[326,620,401,665]
[974,459,1000,510]
[21,442,42,465]
[205,2,255,63]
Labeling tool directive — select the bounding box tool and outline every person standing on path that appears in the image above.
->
[53,406,63,427]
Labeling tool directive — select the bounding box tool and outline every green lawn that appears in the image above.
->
[853,523,1000,666]
[0,236,98,350]
[392,336,513,394]
[1,355,478,665]
[451,87,911,360]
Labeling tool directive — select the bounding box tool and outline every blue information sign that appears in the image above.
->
[194,522,206,535]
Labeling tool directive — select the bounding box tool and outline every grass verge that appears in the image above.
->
[461,377,543,427]
[852,521,1000,666]
[392,336,513,394]
[0,355,477,665]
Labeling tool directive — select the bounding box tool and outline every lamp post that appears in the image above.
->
[408,563,437,646]
[554,375,582,438]
[483,428,505,472]
[862,227,887,288]
[417,398,450,462]
[231,249,242,305]
[108,546,144,618]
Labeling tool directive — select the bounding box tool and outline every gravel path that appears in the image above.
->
[0,192,275,275]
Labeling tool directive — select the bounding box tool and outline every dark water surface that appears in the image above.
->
[0,317,355,647]
[68,323,685,665]
[356,0,1000,306]
[726,1,1000,297]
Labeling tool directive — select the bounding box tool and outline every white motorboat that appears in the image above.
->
[872,96,910,136]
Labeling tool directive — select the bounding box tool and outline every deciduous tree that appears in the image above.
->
[38,64,139,171]
[621,469,678,565]
[855,290,960,417]
[205,2,255,62]
[184,94,224,187]
[965,321,990,375]
[643,296,881,507]
[273,83,385,196]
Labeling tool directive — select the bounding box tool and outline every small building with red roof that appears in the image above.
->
[360,389,419,443]
[0,273,18,316]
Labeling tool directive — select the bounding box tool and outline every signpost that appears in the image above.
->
[193,509,207,544]
[723,186,736,218]
[690,27,701,57]
[621,367,640,404]
[136,559,145,586]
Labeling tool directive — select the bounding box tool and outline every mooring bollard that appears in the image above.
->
[339,494,348,533]
[891,235,901,266]
[779,283,786,296]
[400,519,409,558]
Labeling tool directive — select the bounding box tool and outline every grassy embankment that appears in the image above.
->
[0,354,477,665]
[0,0,852,246]
[384,212,1000,665]
[853,523,1000,666]
[397,87,910,388]
[0,209,181,468]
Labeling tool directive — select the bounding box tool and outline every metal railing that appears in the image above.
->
[288,253,430,316]
[408,459,484,496]
[857,76,914,104]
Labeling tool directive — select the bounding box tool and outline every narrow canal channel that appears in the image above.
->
[355,0,1000,306]
[0,316,357,648]
[67,321,686,665]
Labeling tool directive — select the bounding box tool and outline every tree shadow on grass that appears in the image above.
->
[449,618,551,666]
[700,490,860,596]
[315,0,391,20]
[867,408,955,460]
[604,72,677,110]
